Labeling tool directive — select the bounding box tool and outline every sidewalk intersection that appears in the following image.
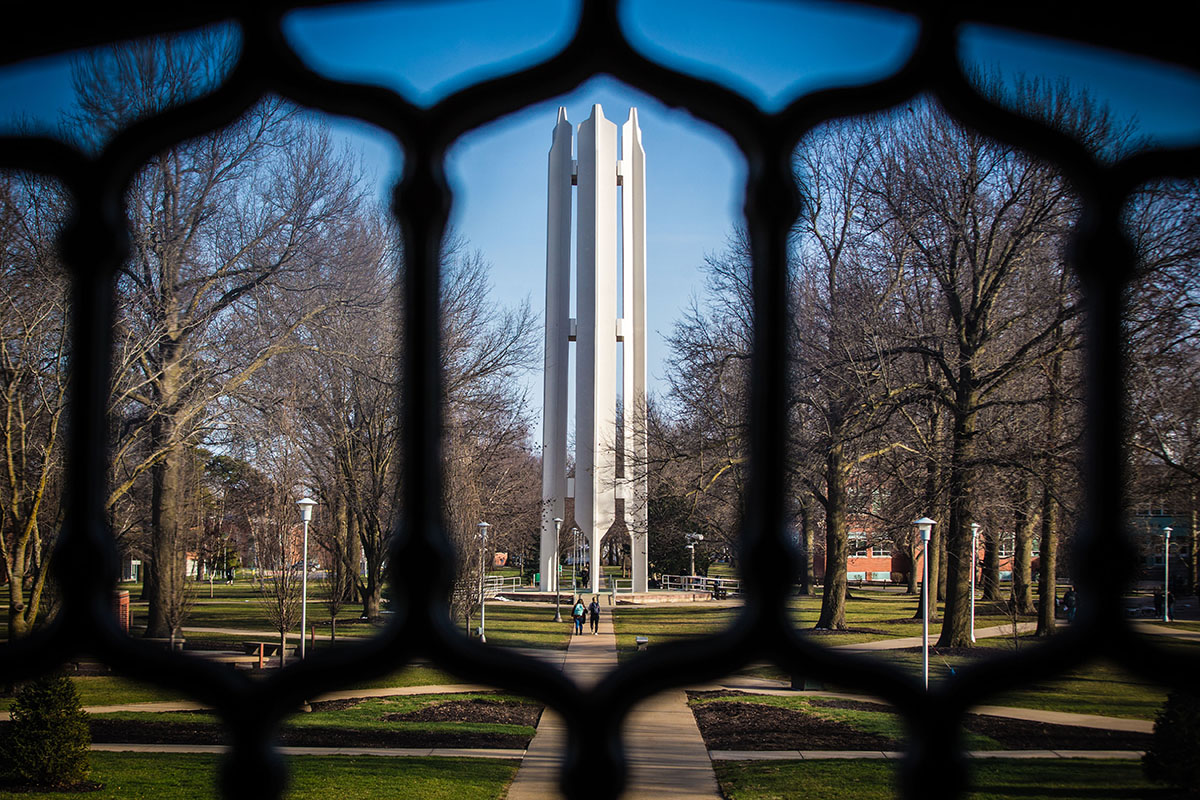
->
[507,600,720,799]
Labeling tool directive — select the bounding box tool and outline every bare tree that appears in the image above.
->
[1124,179,1200,594]
[867,86,1111,647]
[792,119,921,630]
[0,171,69,639]
[68,37,372,638]
[440,243,539,627]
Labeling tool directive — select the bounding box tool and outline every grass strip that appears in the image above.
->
[713,758,1186,800]
[91,693,539,739]
[0,751,518,799]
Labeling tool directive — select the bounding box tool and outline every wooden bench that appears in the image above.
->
[243,641,296,668]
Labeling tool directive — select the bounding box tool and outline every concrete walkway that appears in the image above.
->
[508,599,720,800]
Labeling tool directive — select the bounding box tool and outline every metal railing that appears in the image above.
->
[2,4,1198,799]
[484,575,522,597]
[659,574,742,596]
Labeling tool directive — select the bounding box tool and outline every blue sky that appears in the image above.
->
[3,0,1200,441]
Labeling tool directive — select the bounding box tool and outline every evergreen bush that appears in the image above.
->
[1,674,91,787]
[1143,689,1200,792]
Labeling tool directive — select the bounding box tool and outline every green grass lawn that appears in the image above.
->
[611,603,740,659]
[475,602,572,651]
[0,751,518,799]
[856,649,1168,721]
[0,665,463,712]
[991,659,1168,721]
[713,758,1187,799]
[708,563,740,580]
[609,588,1020,658]
[611,591,1172,721]
[94,690,540,738]
[787,589,1018,645]
[92,693,539,740]
[0,676,187,711]
[690,692,1008,750]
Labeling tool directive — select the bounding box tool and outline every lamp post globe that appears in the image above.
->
[296,497,318,659]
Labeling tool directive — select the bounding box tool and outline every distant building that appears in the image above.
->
[809,516,1037,586]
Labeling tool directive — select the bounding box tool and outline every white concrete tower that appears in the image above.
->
[538,108,573,594]
[621,109,649,594]
[539,105,649,594]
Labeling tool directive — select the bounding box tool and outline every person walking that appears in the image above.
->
[572,598,586,635]
[588,596,601,634]
[1062,587,1077,623]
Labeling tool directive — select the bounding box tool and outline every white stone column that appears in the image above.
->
[539,108,572,592]
[622,109,650,593]
[576,105,619,594]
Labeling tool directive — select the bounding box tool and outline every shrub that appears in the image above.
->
[1,675,91,786]
[1143,689,1200,792]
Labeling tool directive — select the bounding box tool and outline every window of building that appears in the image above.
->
[849,533,869,557]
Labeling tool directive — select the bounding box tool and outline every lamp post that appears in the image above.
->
[685,532,704,587]
[553,517,563,622]
[297,497,317,659]
[914,517,936,690]
[1163,526,1172,623]
[970,522,980,643]
[478,521,490,643]
[571,526,579,596]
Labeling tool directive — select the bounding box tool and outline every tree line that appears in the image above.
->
[1,35,540,641]
[645,80,1200,647]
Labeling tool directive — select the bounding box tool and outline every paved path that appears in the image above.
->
[1134,621,1200,642]
[508,598,720,800]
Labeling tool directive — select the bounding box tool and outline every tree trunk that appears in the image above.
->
[279,629,288,668]
[145,441,183,639]
[1011,477,1038,614]
[797,497,815,596]
[6,545,29,640]
[815,440,848,630]
[938,377,978,649]
[1036,479,1059,636]
[145,341,184,640]
[1036,350,1064,637]
[982,527,1001,601]
[356,513,384,621]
